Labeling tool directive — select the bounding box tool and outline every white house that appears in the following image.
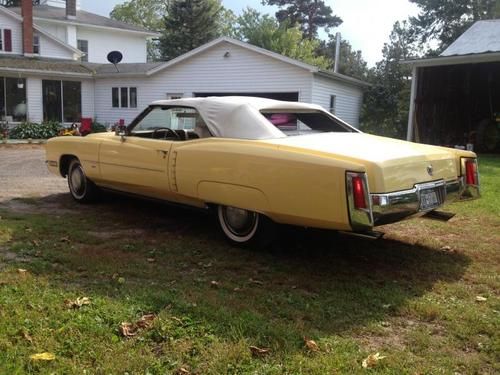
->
[0,0,368,129]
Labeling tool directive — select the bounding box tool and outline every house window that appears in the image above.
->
[120,87,128,108]
[77,39,88,62]
[112,87,119,108]
[0,77,27,122]
[329,95,336,114]
[42,80,81,123]
[112,87,137,108]
[0,29,12,52]
[33,34,40,54]
[130,87,137,108]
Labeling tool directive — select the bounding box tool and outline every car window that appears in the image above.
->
[261,110,351,136]
[133,107,204,132]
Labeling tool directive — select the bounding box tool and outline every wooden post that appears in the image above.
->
[406,66,419,141]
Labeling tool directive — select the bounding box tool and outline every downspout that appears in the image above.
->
[406,66,419,141]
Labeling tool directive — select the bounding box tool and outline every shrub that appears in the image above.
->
[91,121,107,133]
[10,121,62,139]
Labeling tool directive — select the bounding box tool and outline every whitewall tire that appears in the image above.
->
[67,159,99,203]
[217,205,275,246]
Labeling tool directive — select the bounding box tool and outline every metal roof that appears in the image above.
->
[10,5,157,35]
[441,20,500,56]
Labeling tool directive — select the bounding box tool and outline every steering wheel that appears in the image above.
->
[152,127,180,140]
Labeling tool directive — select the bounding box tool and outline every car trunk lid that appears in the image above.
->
[263,132,458,193]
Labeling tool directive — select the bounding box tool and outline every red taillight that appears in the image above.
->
[465,160,478,185]
[352,176,367,209]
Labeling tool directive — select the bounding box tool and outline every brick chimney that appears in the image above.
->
[66,0,77,20]
[21,0,33,55]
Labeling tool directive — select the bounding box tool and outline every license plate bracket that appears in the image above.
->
[419,188,441,211]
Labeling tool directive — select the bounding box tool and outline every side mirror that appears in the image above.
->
[115,124,127,141]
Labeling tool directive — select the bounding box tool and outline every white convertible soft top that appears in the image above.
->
[150,96,329,140]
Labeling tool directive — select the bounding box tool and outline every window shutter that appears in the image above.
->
[4,29,12,52]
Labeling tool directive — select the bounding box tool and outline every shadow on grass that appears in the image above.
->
[1,192,471,348]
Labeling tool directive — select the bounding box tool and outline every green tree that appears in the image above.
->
[110,0,169,31]
[236,8,331,69]
[261,0,342,39]
[110,0,169,61]
[409,0,500,53]
[318,36,368,80]
[360,21,417,139]
[159,0,223,61]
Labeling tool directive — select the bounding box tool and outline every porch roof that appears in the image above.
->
[0,55,94,77]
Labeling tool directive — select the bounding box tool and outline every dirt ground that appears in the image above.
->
[0,145,67,202]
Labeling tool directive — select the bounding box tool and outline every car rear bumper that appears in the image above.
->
[370,178,480,226]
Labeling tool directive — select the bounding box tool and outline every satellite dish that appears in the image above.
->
[107,51,123,64]
[107,51,123,72]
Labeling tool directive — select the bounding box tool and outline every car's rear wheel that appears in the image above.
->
[217,205,275,246]
[67,159,99,203]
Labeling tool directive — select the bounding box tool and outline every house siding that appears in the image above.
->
[76,28,147,63]
[27,77,43,123]
[94,41,313,124]
[0,11,23,55]
[312,75,364,127]
[38,32,74,59]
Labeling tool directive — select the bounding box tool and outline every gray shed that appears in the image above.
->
[404,20,500,152]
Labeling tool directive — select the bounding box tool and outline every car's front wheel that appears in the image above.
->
[217,205,275,247]
[67,159,99,203]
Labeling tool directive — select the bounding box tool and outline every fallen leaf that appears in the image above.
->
[210,280,219,288]
[119,322,137,337]
[17,269,28,274]
[147,258,156,263]
[362,352,386,368]
[475,296,487,302]
[136,314,156,329]
[32,240,40,247]
[65,297,91,309]
[248,278,264,285]
[440,245,452,251]
[120,314,156,337]
[304,338,320,352]
[233,287,242,292]
[60,236,70,243]
[176,367,191,375]
[249,345,270,357]
[30,352,55,361]
[21,331,33,344]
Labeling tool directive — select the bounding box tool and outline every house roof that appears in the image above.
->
[0,55,93,77]
[0,5,82,57]
[402,20,500,68]
[9,5,158,36]
[90,62,164,76]
[441,20,500,56]
[100,37,369,87]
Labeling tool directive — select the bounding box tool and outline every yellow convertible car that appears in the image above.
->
[46,97,480,245]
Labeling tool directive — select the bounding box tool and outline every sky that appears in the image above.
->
[80,0,420,66]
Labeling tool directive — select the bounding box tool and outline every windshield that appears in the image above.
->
[261,110,352,136]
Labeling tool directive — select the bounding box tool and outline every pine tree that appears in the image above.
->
[409,0,499,53]
[159,0,222,61]
[262,0,342,39]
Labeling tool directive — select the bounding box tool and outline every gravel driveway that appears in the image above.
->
[0,145,67,202]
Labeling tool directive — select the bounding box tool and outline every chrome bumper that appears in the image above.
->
[371,178,479,226]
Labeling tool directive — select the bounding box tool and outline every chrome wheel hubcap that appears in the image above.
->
[70,166,86,197]
[222,206,257,236]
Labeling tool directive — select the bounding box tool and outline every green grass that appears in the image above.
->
[0,155,499,374]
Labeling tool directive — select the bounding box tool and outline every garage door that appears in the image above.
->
[194,92,299,102]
